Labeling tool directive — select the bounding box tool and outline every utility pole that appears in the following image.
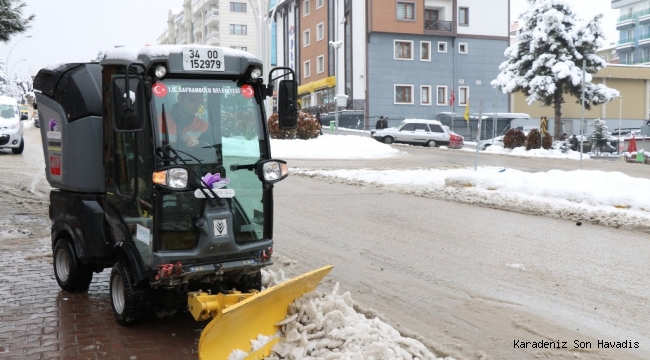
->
[580,59,585,169]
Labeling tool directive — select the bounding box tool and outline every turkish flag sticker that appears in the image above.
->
[152,83,168,97]
[241,84,254,99]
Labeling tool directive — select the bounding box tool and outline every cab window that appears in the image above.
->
[429,124,444,133]
[414,123,429,132]
[401,123,416,131]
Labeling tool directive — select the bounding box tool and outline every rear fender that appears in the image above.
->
[51,220,86,260]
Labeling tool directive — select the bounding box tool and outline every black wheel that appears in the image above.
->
[53,237,93,292]
[482,144,490,151]
[426,140,437,148]
[383,136,394,144]
[110,262,148,326]
[12,138,24,154]
[240,270,262,292]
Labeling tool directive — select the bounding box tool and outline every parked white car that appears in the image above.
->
[370,119,451,147]
[477,135,505,150]
[0,96,25,154]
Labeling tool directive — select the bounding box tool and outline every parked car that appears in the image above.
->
[370,119,450,147]
[0,96,25,154]
[444,126,464,149]
[478,135,505,150]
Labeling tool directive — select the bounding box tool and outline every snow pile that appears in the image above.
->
[293,167,650,232]
[272,135,402,159]
[267,283,450,360]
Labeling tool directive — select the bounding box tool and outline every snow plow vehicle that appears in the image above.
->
[33,45,332,358]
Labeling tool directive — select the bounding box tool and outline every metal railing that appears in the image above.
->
[425,20,452,32]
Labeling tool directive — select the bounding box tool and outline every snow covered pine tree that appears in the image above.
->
[589,118,614,154]
[491,0,619,139]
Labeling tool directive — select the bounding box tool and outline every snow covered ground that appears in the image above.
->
[216,134,650,359]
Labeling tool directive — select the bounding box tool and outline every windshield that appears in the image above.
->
[150,78,270,251]
[0,104,17,119]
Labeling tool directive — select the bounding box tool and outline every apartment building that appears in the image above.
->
[368,0,509,122]
[157,0,261,57]
[273,0,510,126]
[612,0,650,64]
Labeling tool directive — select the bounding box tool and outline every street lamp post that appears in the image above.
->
[6,35,32,74]
[618,96,623,155]
[329,40,342,134]
[248,0,281,117]
[8,58,26,96]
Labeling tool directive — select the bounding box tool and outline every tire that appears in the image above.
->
[12,138,24,155]
[110,262,148,326]
[383,136,394,144]
[240,270,262,292]
[426,140,437,148]
[53,237,93,292]
[482,144,490,151]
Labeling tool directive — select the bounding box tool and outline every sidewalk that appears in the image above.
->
[0,251,204,360]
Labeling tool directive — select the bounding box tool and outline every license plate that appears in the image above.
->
[182,47,225,72]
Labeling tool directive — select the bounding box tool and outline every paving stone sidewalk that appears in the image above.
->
[0,251,205,360]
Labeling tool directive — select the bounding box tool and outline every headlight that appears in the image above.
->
[154,65,167,79]
[251,68,262,79]
[168,168,188,188]
[258,160,289,183]
[152,167,188,189]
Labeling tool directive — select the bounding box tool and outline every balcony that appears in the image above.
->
[205,8,219,26]
[616,13,636,30]
[424,20,453,36]
[612,0,644,9]
[637,34,650,48]
[174,13,185,27]
[205,31,220,44]
[639,9,650,25]
[616,39,635,53]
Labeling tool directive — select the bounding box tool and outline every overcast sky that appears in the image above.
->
[1,0,620,80]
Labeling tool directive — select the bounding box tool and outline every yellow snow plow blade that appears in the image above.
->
[188,265,333,360]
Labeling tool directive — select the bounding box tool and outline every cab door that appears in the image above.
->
[396,122,416,143]
[102,66,155,268]
[413,123,431,143]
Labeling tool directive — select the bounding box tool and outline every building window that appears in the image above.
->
[303,29,310,47]
[459,7,469,26]
[316,0,323,8]
[304,60,311,78]
[230,24,247,35]
[395,85,413,104]
[230,46,247,51]
[230,2,246,12]
[459,86,469,106]
[420,41,431,61]
[397,2,415,21]
[437,86,447,106]
[459,42,468,54]
[317,55,325,73]
[316,22,324,41]
[303,0,310,16]
[425,9,439,21]
[438,41,447,53]
[394,40,413,60]
[421,86,431,105]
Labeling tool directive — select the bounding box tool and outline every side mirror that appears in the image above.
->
[277,79,298,130]
[20,114,28,120]
[112,76,144,132]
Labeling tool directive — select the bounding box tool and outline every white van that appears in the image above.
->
[0,95,25,154]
